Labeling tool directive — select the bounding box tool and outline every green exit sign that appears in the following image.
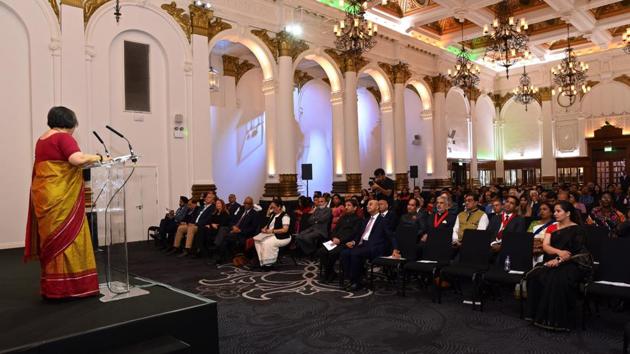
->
[604,146,613,152]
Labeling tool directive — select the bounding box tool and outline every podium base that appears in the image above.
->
[99,281,150,303]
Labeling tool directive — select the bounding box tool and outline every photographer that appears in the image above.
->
[370,168,395,207]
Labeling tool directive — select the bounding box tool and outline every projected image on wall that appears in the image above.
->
[238,114,264,163]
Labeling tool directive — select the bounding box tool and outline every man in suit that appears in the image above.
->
[487,195,527,252]
[226,194,241,221]
[214,196,259,265]
[341,200,394,291]
[390,197,425,260]
[378,198,397,235]
[170,192,215,257]
[296,196,332,255]
[317,199,362,282]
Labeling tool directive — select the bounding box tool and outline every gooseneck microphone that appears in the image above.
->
[92,131,111,158]
[105,125,137,162]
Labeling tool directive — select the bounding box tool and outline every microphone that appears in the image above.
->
[92,131,110,157]
[106,125,137,163]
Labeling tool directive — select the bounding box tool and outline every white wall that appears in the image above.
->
[404,88,427,187]
[293,80,333,196]
[212,69,266,201]
[475,95,495,160]
[357,87,382,187]
[502,99,542,160]
[445,88,470,159]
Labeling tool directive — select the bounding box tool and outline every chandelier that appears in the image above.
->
[333,1,389,57]
[623,27,630,54]
[512,66,538,111]
[447,21,480,96]
[482,0,529,79]
[551,25,591,108]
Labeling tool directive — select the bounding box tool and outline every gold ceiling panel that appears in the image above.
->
[590,1,630,20]
[486,0,549,16]
[422,18,476,36]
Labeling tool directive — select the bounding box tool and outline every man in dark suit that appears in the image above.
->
[487,195,527,253]
[378,198,397,234]
[340,200,394,291]
[296,196,332,255]
[226,193,241,221]
[214,196,259,264]
[317,199,362,282]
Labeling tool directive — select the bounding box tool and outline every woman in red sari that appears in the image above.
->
[25,106,108,299]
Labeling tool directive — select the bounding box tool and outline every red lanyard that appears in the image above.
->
[501,213,515,229]
[434,211,449,228]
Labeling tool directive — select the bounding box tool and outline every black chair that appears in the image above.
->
[438,229,493,310]
[402,228,453,301]
[583,237,630,327]
[369,223,418,290]
[481,231,534,318]
[584,225,610,263]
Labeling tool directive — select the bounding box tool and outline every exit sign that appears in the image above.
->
[604,146,613,152]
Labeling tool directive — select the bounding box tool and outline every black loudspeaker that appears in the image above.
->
[409,165,418,179]
[301,163,313,181]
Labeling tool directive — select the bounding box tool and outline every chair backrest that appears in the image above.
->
[458,229,493,268]
[596,237,630,283]
[496,231,534,272]
[422,228,453,263]
[584,225,610,262]
[395,223,419,261]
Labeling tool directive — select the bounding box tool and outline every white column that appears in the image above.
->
[469,99,478,184]
[276,55,296,176]
[60,1,88,145]
[393,82,408,177]
[577,116,587,155]
[331,91,345,182]
[380,102,396,177]
[191,33,214,186]
[263,79,278,183]
[494,109,505,182]
[432,91,448,180]
[540,98,556,181]
[421,110,434,178]
[343,71,360,174]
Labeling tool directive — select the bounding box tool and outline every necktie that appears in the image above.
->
[360,217,375,245]
[236,210,248,227]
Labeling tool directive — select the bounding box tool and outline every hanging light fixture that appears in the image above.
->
[623,27,630,54]
[333,1,388,57]
[551,24,591,108]
[114,0,121,23]
[447,21,481,96]
[513,65,538,111]
[482,0,530,79]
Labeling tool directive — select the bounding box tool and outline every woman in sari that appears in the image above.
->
[25,106,108,299]
[525,201,592,331]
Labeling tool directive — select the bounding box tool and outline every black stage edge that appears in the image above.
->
[0,248,219,354]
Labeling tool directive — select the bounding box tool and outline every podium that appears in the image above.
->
[86,154,150,302]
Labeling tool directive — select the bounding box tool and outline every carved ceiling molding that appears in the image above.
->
[378,61,411,84]
[251,29,309,61]
[294,70,313,92]
[614,74,630,88]
[423,74,451,94]
[208,17,232,41]
[189,4,213,37]
[161,2,191,42]
[366,86,382,105]
[324,49,369,73]
[222,55,255,85]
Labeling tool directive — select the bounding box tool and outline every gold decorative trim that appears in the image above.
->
[331,180,348,195]
[406,84,421,99]
[379,61,411,84]
[324,49,368,73]
[366,86,381,105]
[294,70,313,92]
[395,173,409,192]
[49,0,60,21]
[222,55,255,85]
[424,74,451,94]
[490,92,514,110]
[263,183,281,198]
[538,86,552,102]
[466,87,481,101]
[251,29,309,61]
[251,29,278,61]
[208,17,232,41]
[346,173,362,194]
[161,2,191,42]
[189,4,213,37]
[614,74,630,88]
[61,0,83,8]
[279,174,298,198]
[84,0,109,27]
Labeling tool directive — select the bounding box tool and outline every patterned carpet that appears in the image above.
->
[126,242,628,354]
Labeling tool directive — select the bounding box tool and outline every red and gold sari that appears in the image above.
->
[25,133,99,299]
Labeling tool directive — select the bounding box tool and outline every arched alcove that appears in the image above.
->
[502,98,542,159]
[475,94,496,160]
[445,87,470,159]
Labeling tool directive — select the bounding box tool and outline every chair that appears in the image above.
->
[584,225,610,263]
[402,228,453,301]
[369,223,418,290]
[438,229,493,310]
[583,237,630,327]
[147,226,160,243]
[481,231,534,318]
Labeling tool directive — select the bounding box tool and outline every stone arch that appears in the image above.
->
[405,77,433,110]
[292,48,343,93]
[359,62,393,104]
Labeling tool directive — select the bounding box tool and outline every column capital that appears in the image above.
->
[421,110,433,120]
[424,74,451,94]
[208,17,232,41]
[161,2,192,42]
[189,4,213,37]
[222,55,255,85]
[294,70,313,93]
[251,29,308,61]
[538,87,552,101]
[262,79,276,94]
[61,0,82,8]
[324,49,369,73]
[378,61,411,85]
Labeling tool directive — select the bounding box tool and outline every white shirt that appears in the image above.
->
[361,214,378,241]
[195,205,210,224]
[451,210,490,242]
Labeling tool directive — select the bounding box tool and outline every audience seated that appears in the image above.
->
[164,198,199,254]
[487,195,527,253]
[169,191,216,257]
[193,199,230,259]
[420,195,457,246]
[293,196,314,234]
[157,196,189,248]
[452,193,489,247]
[329,194,345,230]
[390,197,425,259]
[341,200,394,291]
[317,199,362,282]
[214,196,259,265]
[527,202,557,263]
[295,196,332,256]
[587,192,626,231]
[253,200,291,270]
[378,198,397,235]
[226,194,241,220]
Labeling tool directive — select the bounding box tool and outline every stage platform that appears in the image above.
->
[0,248,218,354]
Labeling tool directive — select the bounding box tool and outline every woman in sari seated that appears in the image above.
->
[526,201,592,331]
[25,106,109,299]
[527,202,557,264]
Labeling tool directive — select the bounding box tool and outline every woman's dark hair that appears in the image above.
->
[331,193,343,207]
[555,201,582,225]
[214,199,228,215]
[538,202,553,218]
[345,198,359,208]
[47,106,78,129]
[179,196,189,204]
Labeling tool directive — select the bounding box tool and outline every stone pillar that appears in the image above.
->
[189,5,215,194]
[60,0,88,145]
[421,109,434,188]
[468,96,479,188]
[262,79,280,197]
[494,108,505,184]
[540,88,556,185]
[393,82,408,191]
[331,91,347,194]
[423,75,451,189]
[344,70,362,194]
[274,54,298,198]
[380,102,396,178]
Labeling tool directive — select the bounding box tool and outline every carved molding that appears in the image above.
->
[189,4,213,37]
[424,74,451,94]
[466,87,481,101]
[294,70,313,92]
[491,92,514,109]
[208,17,232,41]
[251,29,277,60]
[366,86,382,105]
[379,61,411,84]
[222,55,255,85]
[614,74,630,88]
[49,0,60,21]
[251,29,308,61]
[324,49,369,73]
[84,0,109,27]
[161,2,191,42]
[538,86,552,101]
[61,0,82,8]
[346,173,362,194]
[279,174,298,198]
